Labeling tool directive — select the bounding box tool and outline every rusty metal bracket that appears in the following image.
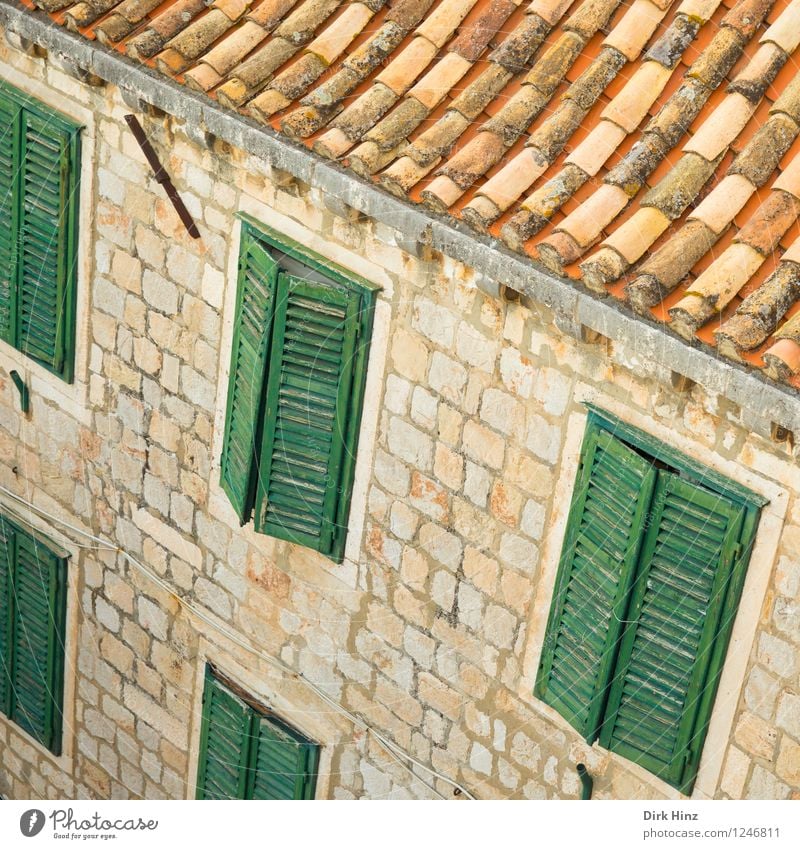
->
[123,114,201,239]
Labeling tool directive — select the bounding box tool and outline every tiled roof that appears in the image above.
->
[19,0,800,388]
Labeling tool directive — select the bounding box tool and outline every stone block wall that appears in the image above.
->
[0,34,797,801]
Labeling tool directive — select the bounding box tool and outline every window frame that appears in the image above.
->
[0,509,68,755]
[535,408,764,794]
[0,79,81,383]
[220,216,378,562]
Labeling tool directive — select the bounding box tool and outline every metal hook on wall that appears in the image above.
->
[9,370,30,414]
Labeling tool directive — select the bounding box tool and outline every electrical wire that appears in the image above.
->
[0,481,476,800]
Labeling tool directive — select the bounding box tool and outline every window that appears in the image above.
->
[0,81,81,382]
[196,666,319,800]
[535,409,763,794]
[0,510,68,754]
[220,218,376,562]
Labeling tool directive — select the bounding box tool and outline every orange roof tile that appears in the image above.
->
[20,0,800,387]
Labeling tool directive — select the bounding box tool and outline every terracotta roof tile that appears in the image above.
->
[374,36,440,94]
[126,0,207,59]
[488,11,551,72]
[763,337,800,381]
[94,0,163,44]
[773,151,800,198]
[184,23,266,88]
[404,108,472,165]
[602,0,667,61]
[27,0,800,388]
[415,0,481,46]
[689,172,754,231]
[735,189,800,253]
[157,10,240,73]
[307,2,378,64]
[33,0,73,10]
[248,0,302,28]
[565,119,628,175]
[715,261,800,355]
[601,206,671,263]
[626,219,719,310]
[449,0,518,60]
[668,242,765,337]
[529,0,574,25]
[721,0,774,39]
[65,0,120,30]
[729,42,788,102]
[272,0,345,42]
[683,92,757,158]
[602,63,674,133]
[760,0,800,52]
[677,0,722,20]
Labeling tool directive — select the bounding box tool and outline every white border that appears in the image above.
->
[208,196,391,591]
[0,58,95,426]
[517,384,789,800]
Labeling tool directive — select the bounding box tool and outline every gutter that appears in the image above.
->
[1,0,799,435]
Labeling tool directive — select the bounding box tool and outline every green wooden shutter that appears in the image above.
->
[0,91,19,345]
[599,473,745,792]
[249,715,319,800]
[196,671,251,799]
[8,531,67,754]
[17,109,79,380]
[535,427,657,739]
[0,516,15,717]
[254,274,362,559]
[220,232,279,524]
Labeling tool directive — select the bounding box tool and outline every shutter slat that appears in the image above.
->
[255,274,361,556]
[536,428,657,739]
[599,473,745,790]
[219,234,278,523]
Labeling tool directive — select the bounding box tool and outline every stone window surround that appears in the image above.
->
[208,195,394,592]
[0,495,81,772]
[519,386,789,800]
[0,57,95,427]
[185,636,342,801]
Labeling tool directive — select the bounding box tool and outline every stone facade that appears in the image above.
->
[0,34,798,802]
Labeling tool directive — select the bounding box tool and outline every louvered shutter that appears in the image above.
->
[7,529,67,753]
[17,110,79,378]
[536,427,657,739]
[0,515,15,716]
[599,473,745,792]
[220,233,278,523]
[0,91,18,345]
[250,715,318,800]
[196,672,251,799]
[254,274,362,558]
